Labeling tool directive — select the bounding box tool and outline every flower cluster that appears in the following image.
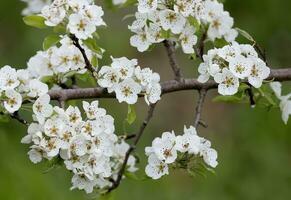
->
[270,82,291,124]
[0,65,48,113]
[98,57,161,105]
[27,35,99,81]
[21,0,52,15]
[129,0,237,53]
[40,0,105,40]
[145,126,218,179]
[198,43,270,95]
[21,97,137,193]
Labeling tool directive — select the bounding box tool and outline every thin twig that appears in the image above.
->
[69,34,98,78]
[163,40,183,82]
[107,103,157,193]
[197,31,207,61]
[246,87,256,107]
[0,111,29,126]
[194,89,207,128]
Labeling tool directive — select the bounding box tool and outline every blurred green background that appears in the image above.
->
[1,0,291,199]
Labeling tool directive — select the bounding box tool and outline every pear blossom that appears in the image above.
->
[270,82,291,124]
[33,94,53,124]
[175,126,200,154]
[198,44,270,96]
[214,68,239,96]
[82,5,105,26]
[82,101,106,120]
[21,0,52,16]
[138,0,158,13]
[115,78,142,104]
[159,10,186,34]
[145,126,218,179]
[27,79,49,98]
[179,25,198,54]
[130,29,151,52]
[28,147,44,164]
[0,65,20,91]
[22,98,138,193]
[98,66,121,92]
[68,13,96,40]
[145,154,169,179]
[41,5,66,26]
[152,131,177,164]
[229,55,252,79]
[3,89,22,113]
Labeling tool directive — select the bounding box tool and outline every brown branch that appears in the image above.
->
[196,31,207,61]
[163,40,183,82]
[69,34,98,78]
[47,68,291,101]
[107,103,157,193]
[194,89,207,128]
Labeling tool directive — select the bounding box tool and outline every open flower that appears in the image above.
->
[33,94,53,124]
[152,131,177,164]
[3,89,22,113]
[68,13,96,40]
[138,0,158,13]
[115,78,142,104]
[0,65,20,91]
[145,154,169,180]
[159,10,186,34]
[214,68,239,95]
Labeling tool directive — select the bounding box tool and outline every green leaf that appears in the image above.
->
[213,91,246,103]
[236,28,255,43]
[0,114,10,123]
[53,24,67,34]
[43,35,61,50]
[124,172,140,180]
[188,16,200,31]
[99,192,115,200]
[83,38,103,55]
[214,38,228,48]
[126,105,136,125]
[91,54,99,68]
[23,15,47,29]
[238,83,250,92]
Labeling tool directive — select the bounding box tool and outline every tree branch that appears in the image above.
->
[194,89,207,128]
[163,40,183,82]
[47,68,291,101]
[69,34,98,78]
[107,103,157,193]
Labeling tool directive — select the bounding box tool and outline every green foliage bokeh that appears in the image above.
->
[0,0,291,199]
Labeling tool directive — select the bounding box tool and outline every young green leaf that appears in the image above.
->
[23,15,47,29]
[43,35,61,50]
[236,28,255,43]
[127,105,136,125]
[83,38,103,55]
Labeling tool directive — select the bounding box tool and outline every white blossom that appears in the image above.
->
[27,79,48,98]
[33,94,53,124]
[115,78,142,104]
[41,5,66,26]
[0,65,20,91]
[68,13,96,40]
[159,10,186,34]
[270,82,291,124]
[3,90,22,113]
[145,154,169,179]
[214,68,239,95]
